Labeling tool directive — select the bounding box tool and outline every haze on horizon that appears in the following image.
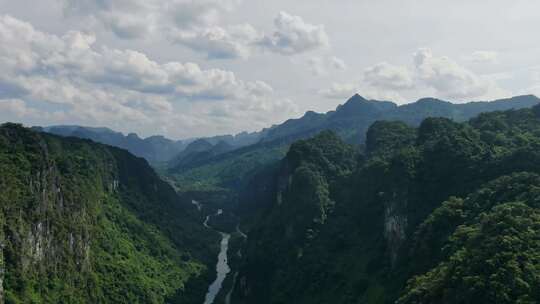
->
[0,0,539,139]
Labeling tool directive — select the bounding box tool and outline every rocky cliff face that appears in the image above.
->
[0,123,216,304]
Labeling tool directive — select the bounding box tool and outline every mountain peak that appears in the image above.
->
[344,94,368,105]
[334,94,397,118]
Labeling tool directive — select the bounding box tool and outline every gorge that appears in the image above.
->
[2,94,540,304]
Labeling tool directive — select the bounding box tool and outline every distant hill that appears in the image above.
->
[36,125,263,165]
[34,125,189,164]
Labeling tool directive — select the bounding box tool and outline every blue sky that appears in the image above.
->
[0,0,539,139]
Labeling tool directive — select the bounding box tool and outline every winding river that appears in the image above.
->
[193,201,232,304]
[204,231,231,304]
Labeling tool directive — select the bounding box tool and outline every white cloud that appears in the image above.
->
[320,48,508,102]
[170,24,260,59]
[0,15,298,138]
[364,62,414,90]
[62,0,241,39]
[413,48,502,99]
[330,56,347,70]
[62,0,155,39]
[62,1,330,60]
[167,0,239,29]
[306,56,347,76]
[171,11,331,59]
[0,99,32,117]
[466,50,499,64]
[318,83,358,99]
[258,12,330,55]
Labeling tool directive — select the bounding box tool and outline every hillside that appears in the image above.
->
[233,104,540,304]
[0,124,218,303]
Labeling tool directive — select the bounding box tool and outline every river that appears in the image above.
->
[193,201,232,304]
[203,231,231,304]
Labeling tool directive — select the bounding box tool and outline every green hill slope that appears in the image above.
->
[0,123,218,303]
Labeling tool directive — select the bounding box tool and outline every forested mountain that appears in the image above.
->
[39,126,263,165]
[38,126,189,164]
[0,124,218,303]
[233,104,540,304]
[168,95,540,194]
[169,139,235,172]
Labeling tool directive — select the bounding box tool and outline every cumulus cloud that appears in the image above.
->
[62,0,155,39]
[320,48,507,102]
[167,0,239,29]
[413,48,500,99]
[62,1,330,60]
[170,24,261,59]
[0,15,298,138]
[171,11,331,59]
[62,0,240,39]
[364,62,414,90]
[258,12,330,55]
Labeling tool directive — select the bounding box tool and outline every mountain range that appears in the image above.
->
[37,125,262,165]
[167,94,540,194]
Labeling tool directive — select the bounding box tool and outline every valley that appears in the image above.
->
[3,2,540,303]
[2,94,540,303]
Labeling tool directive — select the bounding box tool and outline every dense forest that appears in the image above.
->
[0,124,218,303]
[233,104,540,304]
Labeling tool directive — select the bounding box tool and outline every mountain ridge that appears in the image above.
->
[167,94,540,193]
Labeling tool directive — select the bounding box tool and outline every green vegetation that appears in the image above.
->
[0,124,218,303]
[235,104,540,304]
[167,95,539,199]
[169,142,288,193]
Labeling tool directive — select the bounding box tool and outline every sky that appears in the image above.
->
[0,0,539,139]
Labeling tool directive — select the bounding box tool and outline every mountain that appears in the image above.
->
[233,104,540,304]
[260,94,540,144]
[169,139,236,174]
[39,125,263,166]
[0,123,218,303]
[168,94,540,194]
[38,125,189,164]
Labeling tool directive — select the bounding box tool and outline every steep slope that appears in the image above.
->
[234,104,540,304]
[0,123,218,303]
